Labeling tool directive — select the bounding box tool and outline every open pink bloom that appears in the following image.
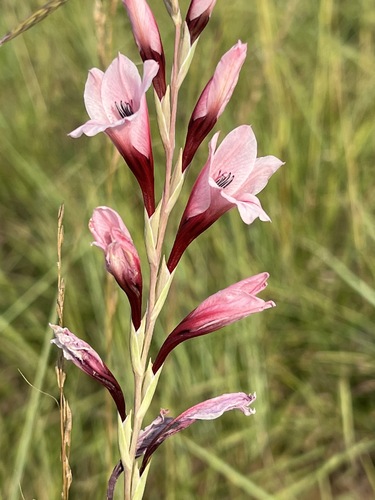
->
[152,273,275,372]
[122,0,166,99]
[89,207,143,330]
[69,54,158,216]
[107,392,256,494]
[186,0,217,44]
[50,324,126,421]
[168,125,283,271]
[182,41,247,171]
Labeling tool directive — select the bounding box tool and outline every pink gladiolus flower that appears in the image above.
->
[152,273,275,372]
[182,41,247,171]
[122,0,166,99]
[139,392,256,473]
[89,207,143,330]
[186,0,217,44]
[107,392,256,493]
[50,324,126,421]
[168,125,283,271]
[69,54,158,216]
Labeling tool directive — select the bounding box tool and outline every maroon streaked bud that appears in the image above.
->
[186,0,217,44]
[50,324,126,421]
[123,0,166,99]
[89,206,143,330]
[182,41,247,171]
[153,273,275,373]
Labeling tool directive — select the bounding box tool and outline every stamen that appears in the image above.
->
[115,100,134,118]
[215,171,234,188]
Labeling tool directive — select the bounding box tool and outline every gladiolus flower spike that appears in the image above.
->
[152,273,275,373]
[168,125,284,271]
[89,207,143,330]
[69,54,158,216]
[50,324,126,421]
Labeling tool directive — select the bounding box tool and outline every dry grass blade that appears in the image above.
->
[55,204,72,500]
[0,0,69,46]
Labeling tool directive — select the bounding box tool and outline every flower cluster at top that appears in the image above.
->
[50,0,283,496]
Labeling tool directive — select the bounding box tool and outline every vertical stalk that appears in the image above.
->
[124,15,183,500]
[56,204,72,500]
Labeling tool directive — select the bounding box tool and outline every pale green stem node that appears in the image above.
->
[132,462,151,500]
[144,205,161,267]
[138,362,163,420]
[152,258,176,324]
[166,149,185,214]
[163,0,181,25]
[130,323,143,377]
[177,23,199,88]
[154,86,171,148]
[118,411,133,471]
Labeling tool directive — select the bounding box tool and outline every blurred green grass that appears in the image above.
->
[1,0,375,498]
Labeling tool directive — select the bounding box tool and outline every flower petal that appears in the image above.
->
[141,59,160,93]
[199,41,247,119]
[126,94,153,159]
[182,41,247,171]
[187,0,217,21]
[68,119,111,138]
[222,191,271,223]
[186,0,217,44]
[122,0,166,98]
[89,206,132,250]
[101,54,142,122]
[89,207,143,329]
[83,68,107,122]
[139,392,256,473]
[241,155,285,195]
[210,125,257,194]
[183,131,220,218]
[123,0,163,54]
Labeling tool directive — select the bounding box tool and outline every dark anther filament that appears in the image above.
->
[215,171,234,188]
[115,100,134,118]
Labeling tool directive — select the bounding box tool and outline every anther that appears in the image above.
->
[215,171,234,188]
[115,101,134,118]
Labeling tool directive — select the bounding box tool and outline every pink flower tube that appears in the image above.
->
[152,273,275,372]
[122,0,166,99]
[89,207,143,330]
[168,125,283,271]
[182,41,247,171]
[69,54,158,216]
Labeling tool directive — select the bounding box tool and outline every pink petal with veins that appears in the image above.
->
[152,273,275,372]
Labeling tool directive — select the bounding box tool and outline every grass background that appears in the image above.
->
[1,0,375,498]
